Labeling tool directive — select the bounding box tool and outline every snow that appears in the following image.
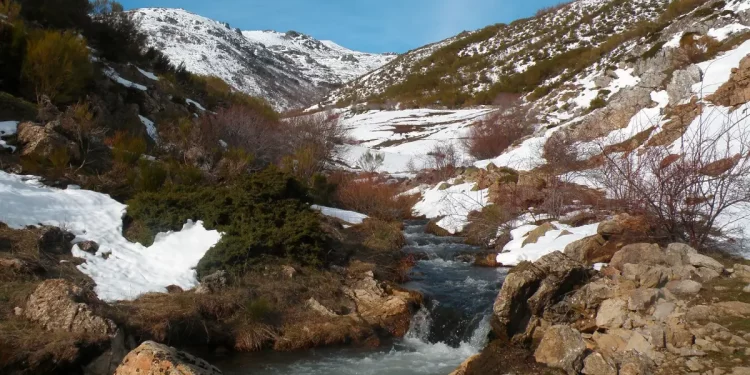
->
[311,205,368,225]
[138,115,158,142]
[495,222,600,266]
[475,129,551,171]
[336,144,417,174]
[693,40,750,97]
[185,98,206,111]
[707,24,750,42]
[136,67,159,81]
[412,182,489,234]
[0,120,18,151]
[664,32,683,48]
[0,171,221,301]
[104,67,148,91]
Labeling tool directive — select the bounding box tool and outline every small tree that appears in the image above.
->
[426,143,462,181]
[462,98,533,160]
[356,150,385,173]
[589,105,750,248]
[22,29,92,104]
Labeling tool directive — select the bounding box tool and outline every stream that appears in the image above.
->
[215,220,507,375]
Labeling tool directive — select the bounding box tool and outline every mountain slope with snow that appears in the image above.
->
[129,8,395,110]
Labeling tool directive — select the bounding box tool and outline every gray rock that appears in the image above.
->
[652,301,676,322]
[666,279,702,296]
[195,270,228,294]
[582,352,617,375]
[610,243,666,271]
[622,263,651,283]
[641,266,668,288]
[628,288,661,312]
[534,325,587,375]
[686,252,724,273]
[596,299,628,329]
[77,240,100,254]
[667,65,702,105]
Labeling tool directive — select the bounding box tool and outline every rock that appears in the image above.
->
[694,267,721,282]
[114,341,222,375]
[709,55,750,107]
[16,121,81,161]
[597,218,624,238]
[564,234,612,265]
[77,240,100,254]
[534,325,587,375]
[449,354,479,375]
[344,269,420,337]
[195,270,227,294]
[307,298,337,317]
[24,279,116,338]
[652,301,676,322]
[667,322,695,348]
[610,243,666,271]
[596,299,628,329]
[735,264,750,280]
[14,306,23,316]
[85,329,131,375]
[667,65,702,105]
[595,75,614,89]
[522,222,556,247]
[38,226,75,255]
[686,252,725,273]
[625,331,658,361]
[665,243,696,267]
[473,252,500,267]
[569,278,616,311]
[732,368,750,375]
[582,352,617,375]
[281,265,296,278]
[165,285,183,293]
[622,263,651,283]
[640,266,668,288]
[666,280,702,296]
[593,331,629,355]
[628,288,661,312]
[743,284,750,293]
[493,251,591,343]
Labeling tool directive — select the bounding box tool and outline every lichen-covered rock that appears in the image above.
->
[195,270,227,294]
[596,299,628,329]
[114,341,222,375]
[344,270,420,337]
[24,279,116,338]
[492,251,591,344]
[582,352,617,375]
[534,325,587,375]
[16,121,81,161]
[563,234,611,265]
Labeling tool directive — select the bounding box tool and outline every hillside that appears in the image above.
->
[322,0,672,108]
[129,8,396,110]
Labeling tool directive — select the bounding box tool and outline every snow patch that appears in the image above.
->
[312,205,368,225]
[104,67,147,91]
[0,171,221,301]
[0,120,18,151]
[412,182,489,234]
[136,67,159,81]
[138,115,158,142]
[496,222,600,266]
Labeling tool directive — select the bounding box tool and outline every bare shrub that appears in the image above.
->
[282,111,346,180]
[426,143,462,181]
[463,98,533,160]
[336,177,419,221]
[589,106,750,248]
[356,150,385,173]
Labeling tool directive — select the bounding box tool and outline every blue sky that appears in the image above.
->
[121,0,564,53]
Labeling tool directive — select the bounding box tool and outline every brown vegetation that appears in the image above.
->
[335,176,419,221]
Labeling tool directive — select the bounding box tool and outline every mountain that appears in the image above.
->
[129,8,396,110]
[321,0,673,108]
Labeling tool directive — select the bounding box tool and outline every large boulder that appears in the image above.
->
[24,279,116,338]
[344,270,421,337]
[16,121,81,161]
[195,270,227,294]
[534,325,587,375]
[114,341,222,375]
[609,243,666,271]
[493,251,592,344]
[563,234,612,265]
[38,226,76,255]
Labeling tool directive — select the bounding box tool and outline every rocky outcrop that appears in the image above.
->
[564,214,650,266]
[195,270,228,294]
[709,55,750,107]
[667,65,701,105]
[492,251,592,344]
[466,241,750,375]
[344,269,421,337]
[16,121,81,161]
[114,341,222,375]
[24,279,116,338]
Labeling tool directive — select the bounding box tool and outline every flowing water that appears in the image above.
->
[215,220,507,375]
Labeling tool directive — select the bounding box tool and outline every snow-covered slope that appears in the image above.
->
[242,30,395,89]
[129,8,395,110]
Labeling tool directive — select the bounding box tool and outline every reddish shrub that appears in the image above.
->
[336,177,419,221]
[463,105,533,160]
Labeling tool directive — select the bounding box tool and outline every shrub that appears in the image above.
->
[19,0,91,30]
[106,131,146,165]
[589,96,607,110]
[335,177,418,221]
[463,104,533,160]
[356,150,385,173]
[464,204,517,248]
[126,167,327,276]
[359,219,406,252]
[282,112,346,181]
[87,10,147,63]
[136,160,167,192]
[22,29,92,104]
[0,92,36,121]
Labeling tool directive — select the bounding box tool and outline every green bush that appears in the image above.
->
[137,160,167,192]
[126,167,327,276]
[0,92,36,121]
